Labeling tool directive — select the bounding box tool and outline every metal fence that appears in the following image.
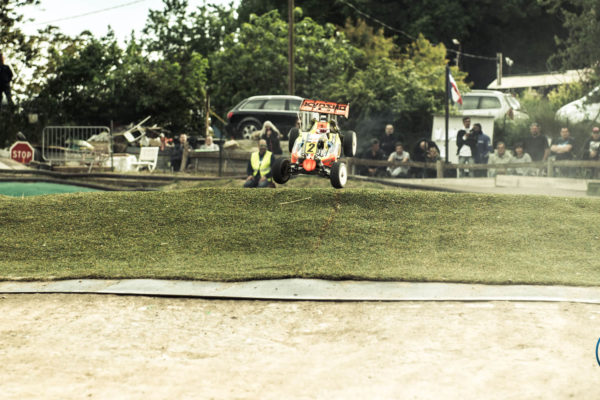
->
[42,126,112,169]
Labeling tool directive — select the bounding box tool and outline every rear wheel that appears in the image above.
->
[330,161,347,189]
[288,127,299,153]
[272,157,291,184]
[342,131,357,157]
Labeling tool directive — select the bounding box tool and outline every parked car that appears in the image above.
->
[457,90,528,121]
[226,95,304,139]
[555,86,600,124]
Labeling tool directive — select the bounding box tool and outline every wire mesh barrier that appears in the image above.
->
[42,126,112,171]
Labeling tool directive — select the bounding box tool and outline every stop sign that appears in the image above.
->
[10,141,35,164]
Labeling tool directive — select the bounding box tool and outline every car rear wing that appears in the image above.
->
[299,99,349,119]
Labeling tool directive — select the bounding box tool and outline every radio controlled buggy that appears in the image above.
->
[272,99,357,189]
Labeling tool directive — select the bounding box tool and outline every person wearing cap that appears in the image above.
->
[359,138,386,176]
[582,126,600,178]
[244,139,275,188]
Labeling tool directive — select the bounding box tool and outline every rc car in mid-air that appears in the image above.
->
[272,99,357,189]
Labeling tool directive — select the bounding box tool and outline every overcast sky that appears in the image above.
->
[21,0,239,42]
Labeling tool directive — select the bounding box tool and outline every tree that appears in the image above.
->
[30,31,208,132]
[331,33,467,143]
[237,0,565,88]
[143,0,239,62]
[209,9,360,115]
[543,0,600,85]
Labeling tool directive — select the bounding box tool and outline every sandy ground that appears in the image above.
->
[1,294,600,400]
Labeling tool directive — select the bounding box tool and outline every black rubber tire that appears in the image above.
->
[288,127,299,153]
[272,157,291,184]
[238,120,261,139]
[330,161,347,189]
[342,130,357,157]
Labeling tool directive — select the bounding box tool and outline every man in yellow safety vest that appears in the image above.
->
[244,139,276,188]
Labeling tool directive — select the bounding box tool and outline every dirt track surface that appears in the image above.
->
[2,294,600,399]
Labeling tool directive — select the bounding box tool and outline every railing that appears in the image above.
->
[42,126,112,170]
[183,149,600,179]
[345,158,600,178]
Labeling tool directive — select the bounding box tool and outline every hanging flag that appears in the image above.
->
[448,71,463,105]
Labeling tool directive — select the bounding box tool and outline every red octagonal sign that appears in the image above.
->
[10,141,35,164]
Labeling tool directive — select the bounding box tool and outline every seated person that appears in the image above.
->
[360,139,386,177]
[199,135,219,151]
[244,139,276,188]
[487,141,513,177]
[511,142,534,176]
[387,142,410,178]
[411,139,439,178]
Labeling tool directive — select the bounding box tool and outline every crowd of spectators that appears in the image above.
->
[485,124,600,178]
[357,121,600,179]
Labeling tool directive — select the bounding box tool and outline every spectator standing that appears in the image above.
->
[582,126,600,178]
[487,141,513,177]
[472,123,492,177]
[387,142,410,178]
[380,124,397,157]
[456,117,476,177]
[360,138,387,177]
[170,134,191,172]
[511,142,534,176]
[550,127,574,177]
[0,53,14,111]
[524,123,550,176]
[244,139,275,188]
[199,135,219,151]
[258,121,282,155]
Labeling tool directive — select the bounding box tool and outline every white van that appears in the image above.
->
[555,86,600,124]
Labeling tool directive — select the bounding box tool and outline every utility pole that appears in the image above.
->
[496,52,503,86]
[288,0,295,95]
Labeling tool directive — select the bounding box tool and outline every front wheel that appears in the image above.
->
[272,157,291,184]
[330,161,347,189]
[342,130,357,157]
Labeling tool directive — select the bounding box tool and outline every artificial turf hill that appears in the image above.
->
[1,186,599,286]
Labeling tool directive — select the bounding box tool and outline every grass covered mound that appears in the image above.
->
[1,187,599,285]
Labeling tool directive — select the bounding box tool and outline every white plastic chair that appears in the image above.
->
[131,146,159,172]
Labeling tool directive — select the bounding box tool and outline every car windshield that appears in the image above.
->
[505,95,521,110]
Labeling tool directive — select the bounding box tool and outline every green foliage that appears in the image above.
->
[143,0,238,62]
[547,82,585,110]
[332,34,468,146]
[209,10,360,114]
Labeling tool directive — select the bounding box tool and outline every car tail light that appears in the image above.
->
[227,111,233,120]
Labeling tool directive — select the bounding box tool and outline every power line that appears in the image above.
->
[35,0,148,26]
[447,48,496,61]
[337,0,416,41]
[337,0,497,62]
